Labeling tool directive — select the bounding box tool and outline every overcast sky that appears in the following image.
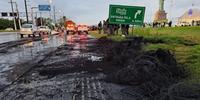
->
[0,0,200,25]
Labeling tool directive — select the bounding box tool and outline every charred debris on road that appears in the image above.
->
[97,36,200,99]
[0,36,200,100]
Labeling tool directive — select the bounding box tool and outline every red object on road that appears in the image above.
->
[65,20,76,34]
[77,24,89,34]
[67,34,74,42]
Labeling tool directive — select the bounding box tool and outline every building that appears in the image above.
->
[178,9,200,26]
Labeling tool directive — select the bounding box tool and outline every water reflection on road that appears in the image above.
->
[0,34,65,85]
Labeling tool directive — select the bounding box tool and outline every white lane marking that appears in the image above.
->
[92,82,98,97]
[97,81,106,100]
[86,78,92,99]
[72,94,78,100]
[81,78,85,100]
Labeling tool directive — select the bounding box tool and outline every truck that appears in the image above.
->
[20,23,37,38]
[65,20,76,34]
[77,24,89,34]
[37,26,51,35]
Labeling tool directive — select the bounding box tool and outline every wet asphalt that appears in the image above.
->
[0,32,64,86]
[0,32,19,44]
[0,32,137,100]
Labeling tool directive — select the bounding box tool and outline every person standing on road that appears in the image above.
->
[168,21,172,27]
[103,20,108,34]
[121,24,126,35]
[125,24,129,35]
[108,24,115,35]
[98,21,102,34]
[114,24,120,34]
[121,24,129,36]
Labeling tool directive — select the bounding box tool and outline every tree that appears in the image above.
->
[0,18,14,30]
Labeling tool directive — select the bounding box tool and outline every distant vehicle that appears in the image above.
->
[66,20,76,34]
[20,24,37,38]
[88,25,98,31]
[5,28,14,31]
[77,25,89,34]
[37,26,51,35]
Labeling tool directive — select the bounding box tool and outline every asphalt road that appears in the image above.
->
[0,33,140,100]
[0,32,19,44]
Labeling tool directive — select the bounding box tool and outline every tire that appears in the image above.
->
[20,34,24,38]
[32,32,36,37]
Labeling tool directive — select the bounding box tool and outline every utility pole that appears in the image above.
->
[53,6,56,23]
[40,12,43,26]
[14,2,21,29]
[9,0,17,30]
[24,0,29,23]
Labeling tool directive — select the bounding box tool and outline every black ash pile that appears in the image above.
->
[99,37,200,100]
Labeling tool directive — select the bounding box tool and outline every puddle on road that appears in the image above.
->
[0,34,99,86]
[0,35,65,85]
[42,36,102,67]
[66,39,103,62]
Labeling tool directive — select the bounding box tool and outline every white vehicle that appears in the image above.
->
[20,24,37,38]
[5,28,14,31]
[77,25,89,34]
[37,26,51,35]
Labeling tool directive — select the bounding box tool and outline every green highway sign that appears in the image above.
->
[109,5,146,25]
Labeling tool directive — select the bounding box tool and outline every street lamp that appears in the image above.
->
[31,7,38,25]
[47,0,53,20]
[58,10,65,18]
[58,10,65,23]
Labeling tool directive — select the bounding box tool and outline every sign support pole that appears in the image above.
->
[132,25,134,35]
[40,12,43,26]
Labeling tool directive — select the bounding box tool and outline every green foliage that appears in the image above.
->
[185,45,200,82]
[131,26,200,44]
[89,31,107,39]
[0,18,14,30]
[139,26,200,83]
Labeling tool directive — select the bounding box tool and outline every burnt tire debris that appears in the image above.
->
[100,37,199,100]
